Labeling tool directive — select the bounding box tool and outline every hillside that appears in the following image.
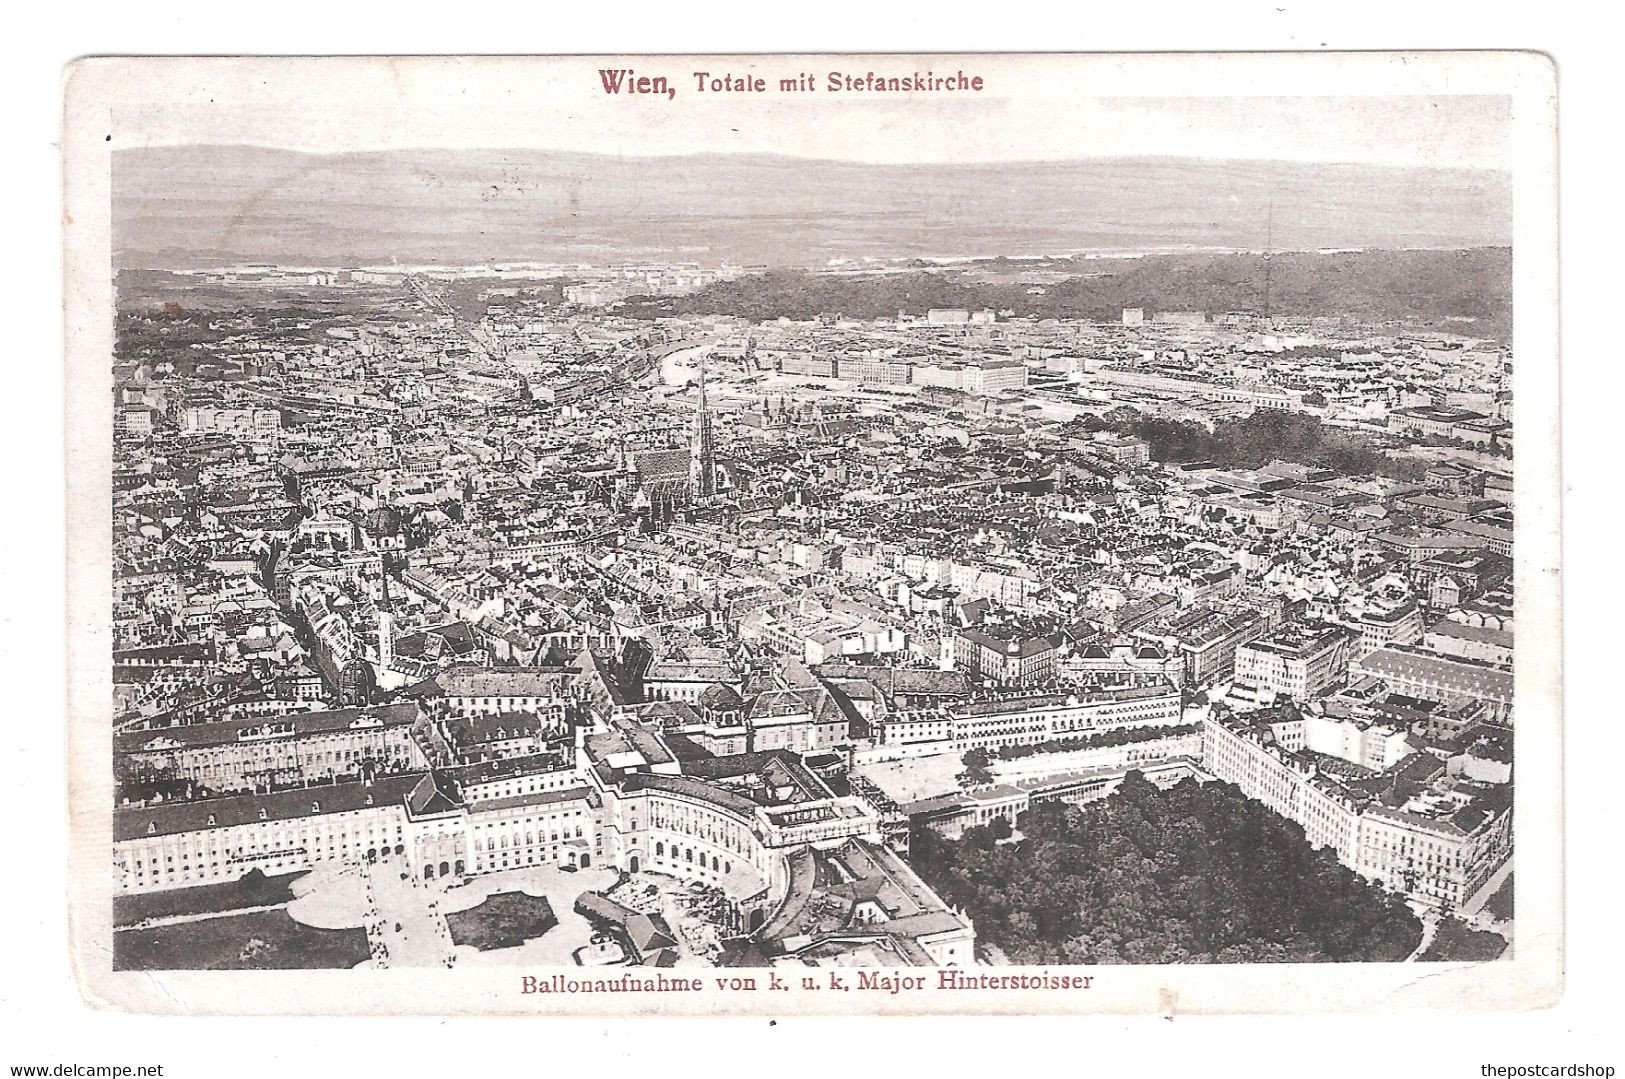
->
[618,248,1513,333]
[113,146,1511,269]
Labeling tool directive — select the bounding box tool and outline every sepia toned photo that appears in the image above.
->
[62,52,1561,1015]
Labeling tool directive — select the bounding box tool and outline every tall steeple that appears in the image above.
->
[689,353,717,498]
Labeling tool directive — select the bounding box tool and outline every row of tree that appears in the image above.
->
[997,722,1201,761]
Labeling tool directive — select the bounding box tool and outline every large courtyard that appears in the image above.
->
[115,860,632,970]
[110,855,759,971]
[285,859,625,968]
[854,751,964,803]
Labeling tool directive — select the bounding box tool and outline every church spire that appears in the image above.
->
[689,351,717,499]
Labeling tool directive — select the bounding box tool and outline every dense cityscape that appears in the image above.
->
[109,252,1516,971]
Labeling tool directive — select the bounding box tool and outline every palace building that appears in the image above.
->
[115,702,425,795]
[1201,706,1513,908]
[113,708,975,967]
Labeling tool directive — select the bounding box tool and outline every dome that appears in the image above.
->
[698,682,743,710]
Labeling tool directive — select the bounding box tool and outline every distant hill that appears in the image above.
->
[113,145,1511,269]
[618,249,1513,335]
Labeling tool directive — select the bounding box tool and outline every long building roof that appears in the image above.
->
[1357,646,1514,700]
[115,703,419,755]
[115,772,427,842]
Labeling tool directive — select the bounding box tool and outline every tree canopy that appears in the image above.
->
[1074,408,1426,481]
[958,748,994,788]
[997,722,1199,760]
[910,771,1423,964]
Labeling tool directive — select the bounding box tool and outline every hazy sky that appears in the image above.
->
[109,55,1513,169]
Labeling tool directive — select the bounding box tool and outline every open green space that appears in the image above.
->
[114,869,308,927]
[446,891,559,952]
[1419,917,1509,963]
[113,908,370,970]
[911,771,1424,964]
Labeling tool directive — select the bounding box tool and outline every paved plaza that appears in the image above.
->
[283,858,622,968]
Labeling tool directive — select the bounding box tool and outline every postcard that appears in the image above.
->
[62,51,1560,1015]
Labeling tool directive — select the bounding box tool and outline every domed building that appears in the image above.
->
[337,656,377,706]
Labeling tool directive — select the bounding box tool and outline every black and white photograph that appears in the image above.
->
[59,51,1561,1018]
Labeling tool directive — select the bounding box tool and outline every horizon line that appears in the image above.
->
[110,142,1514,175]
[111,244,1514,267]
